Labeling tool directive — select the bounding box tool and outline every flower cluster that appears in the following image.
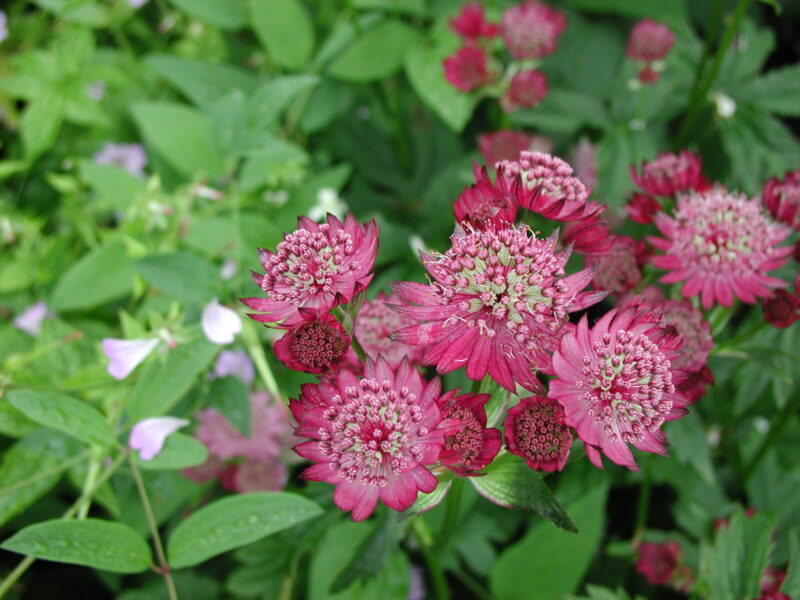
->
[625,19,675,84]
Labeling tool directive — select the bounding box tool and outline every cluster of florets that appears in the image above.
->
[625,19,676,84]
[443,1,565,113]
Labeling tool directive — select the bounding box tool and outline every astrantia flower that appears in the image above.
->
[649,189,792,309]
[569,137,598,193]
[453,163,519,229]
[479,130,533,167]
[93,142,148,177]
[762,167,800,230]
[241,214,378,327]
[450,2,499,40]
[500,69,548,113]
[625,192,662,224]
[213,349,255,384]
[393,225,604,393]
[102,337,160,380]
[500,0,566,60]
[443,45,495,92]
[273,311,353,374]
[291,357,447,521]
[635,541,681,586]
[437,391,501,475]
[129,416,189,460]
[354,292,427,367]
[13,301,51,336]
[653,298,713,373]
[503,396,571,472]
[586,236,645,295]
[549,305,688,471]
[626,20,675,62]
[763,289,800,329]
[202,299,242,345]
[630,151,708,197]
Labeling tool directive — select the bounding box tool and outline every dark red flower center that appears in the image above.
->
[512,400,569,462]
[444,406,484,466]
[290,320,350,369]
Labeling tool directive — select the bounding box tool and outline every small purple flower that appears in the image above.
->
[219,259,237,281]
[102,337,160,379]
[202,299,242,345]
[0,11,8,44]
[213,349,255,385]
[129,416,189,460]
[86,81,106,101]
[93,143,148,177]
[130,0,151,9]
[13,302,51,336]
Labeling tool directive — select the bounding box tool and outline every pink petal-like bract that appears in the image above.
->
[273,311,352,374]
[241,214,378,327]
[503,395,571,472]
[762,167,800,231]
[626,19,675,62]
[548,304,690,471]
[354,292,428,367]
[648,188,792,309]
[453,163,519,229]
[478,130,535,167]
[449,2,499,40]
[102,337,160,380]
[437,391,501,475]
[500,0,566,60]
[500,69,548,113]
[393,224,605,393]
[635,541,681,586]
[625,192,662,224]
[443,44,495,92]
[569,137,598,194]
[585,235,645,295]
[290,357,447,521]
[630,151,709,197]
[129,416,189,461]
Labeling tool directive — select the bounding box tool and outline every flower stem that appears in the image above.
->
[437,477,464,549]
[242,319,283,404]
[77,448,103,520]
[453,568,497,600]
[710,321,769,355]
[0,450,90,497]
[128,455,178,600]
[632,453,653,546]
[411,517,450,600]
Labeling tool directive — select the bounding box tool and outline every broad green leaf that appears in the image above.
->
[50,238,135,311]
[737,64,800,116]
[167,492,322,568]
[595,129,633,207]
[168,0,248,29]
[127,337,219,422]
[332,510,398,592]
[668,411,716,485]
[239,140,309,192]
[250,0,314,71]
[207,376,250,435]
[248,74,320,129]
[783,530,800,597]
[490,484,608,600]
[115,470,201,536]
[135,252,220,303]
[328,20,420,82]
[351,0,424,12]
[2,518,152,573]
[0,160,29,181]
[134,433,208,471]
[7,390,114,447]
[0,395,39,438]
[22,92,65,161]
[471,453,576,532]
[131,101,225,178]
[560,0,687,24]
[117,572,222,600]
[80,161,146,210]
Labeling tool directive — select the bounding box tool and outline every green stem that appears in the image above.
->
[743,392,800,483]
[380,79,410,172]
[452,568,497,600]
[0,450,90,497]
[711,321,768,355]
[437,478,464,549]
[128,456,178,600]
[242,320,283,404]
[632,454,653,546]
[411,517,450,600]
[77,449,103,520]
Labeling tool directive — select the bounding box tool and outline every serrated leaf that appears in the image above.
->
[332,510,397,592]
[782,530,800,597]
[737,64,800,116]
[167,492,322,568]
[250,0,314,71]
[328,20,420,82]
[7,390,114,447]
[1,518,152,573]
[134,433,208,471]
[135,252,221,303]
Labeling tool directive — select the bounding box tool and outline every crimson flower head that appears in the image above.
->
[354,292,428,367]
[273,310,353,374]
[631,151,709,197]
[479,130,534,167]
[453,163,519,229]
[449,2,499,40]
[501,0,566,60]
[585,235,645,295]
[625,192,662,224]
[393,224,605,393]
[636,541,681,586]
[649,189,792,309]
[290,357,448,521]
[626,19,675,62]
[437,391,501,475]
[500,69,548,113]
[503,395,572,472]
[763,289,800,329]
[444,45,495,92]
[549,304,689,471]
[241,214,378,327]
[762,167,800,230]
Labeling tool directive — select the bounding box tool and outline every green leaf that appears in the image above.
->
[239,139,309,192]
[134,433,208,471]
[668,411,716,485]
[22,92,65,161]
[405,45,478,132]
[470,453,577,532]
[127,337,219,422]
[2,518,152,573]
[328,20,420,82]
[167,0,248,29]
[511,89,612,133]
[248,74,320,129]
[490,484,608,600]
[0,160,29,181]
[782,530,800,597]
[332,510,397,592]
[595,129,634,208]
[737,64,800,116]
[131,101,225,178]
[135,252,220,303]
[7,390,114,447]
[50,238,135,311]
[250,0,314,71]
[207,376,250,435]
[167,492,322,568]
[351,0,424,13]
[559,0,687,24]
[80,161,146,210]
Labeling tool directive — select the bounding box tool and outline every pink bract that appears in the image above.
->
[443,45,494,92]
[630,151,709,197]
[437,391,501,475]
[290,357,447,521]
[649,189,792,309]
[569,137,598,193]
[500,69,548,113]
[635,540,681,586]
[479,130,533,167]
[585,235,645,295]
[762,167,800,230]
[503,395,572,472]
[500,0,566,60]
[241,214,378,327]
[449,2,499,40]
[625,192,662,224]
[393,225,605,393]
[453,163,519,229]
[273,310,353,374]
[653,298,713,373]
[354,292,427,367]
[626,19,675,62]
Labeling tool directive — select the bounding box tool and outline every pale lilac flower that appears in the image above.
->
[129,416,189,460]
[13,301,51,336]
[102,337,160,379]
[201,299,243,345]
[0,12,9,44]
[93,143,148,177]
[213,349,255,384]
[130,0,151,8]
[86,81,106,101]
[219,259,237,281]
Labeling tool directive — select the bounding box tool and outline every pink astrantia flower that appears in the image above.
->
[393,225,604,393]
[500,69,548,113]
[213,349,255,384]
[649,189,792,309]
[762,167,800,230]
[129,416,189,460]
[102,337,160,379]
[585,235,645,295]
[291,357,447,521]
[13,301,51,336]
[93,142,148,177]
[503,395,572,472]
[449,2,499,40]
[626,20,675,62]
[202,299,242,345]
[631,151,709,197]
[443,45,495,92]
[625,193,662,224]
[569,137,598,194]
[453,163,519,229]
[500,0,566,60]
[763,289,800,329]
[241,214,378,327]
[549,304,688,471]
[354,292,427,367]
[479,130,534,167]
[437,391,501,475]
[654,298,713,373]
[273,310,353,374]
[635,540,681,586]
